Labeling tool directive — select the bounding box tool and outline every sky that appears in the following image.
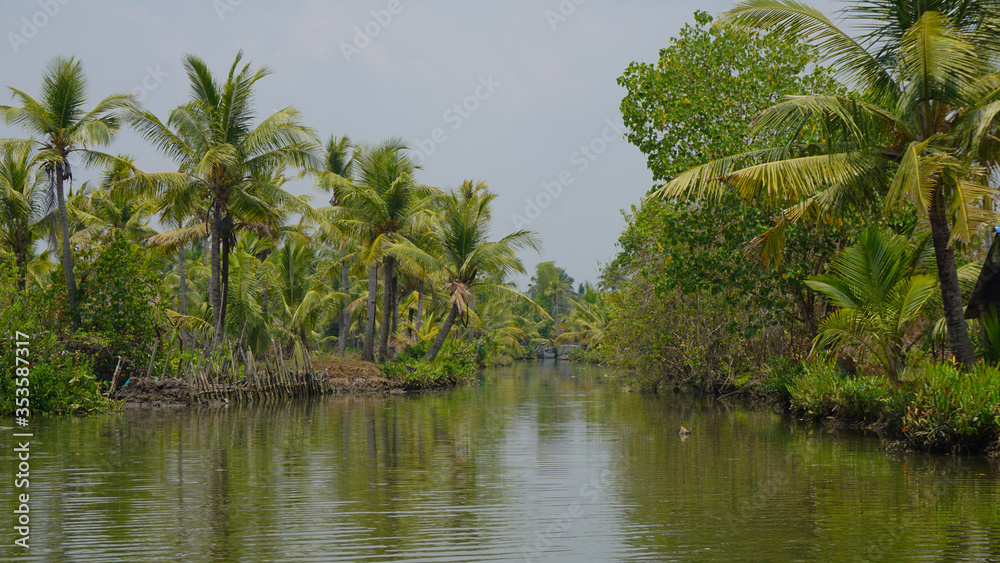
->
[0,0,839,288]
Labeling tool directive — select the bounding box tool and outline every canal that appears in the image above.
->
[2,361,999,561]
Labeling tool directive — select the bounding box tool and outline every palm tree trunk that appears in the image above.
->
[390,269,399,342]
[55,162,79,330]
[415,277,424,332]
[423,302,459,362]
[338,244,349,357]
[15,246,27,292]
[210,201,224,346]
[929,194,976,367]
[220,214,232,340]
[361,262,378,361]
[178,244,188,349]
[378,255,395,362]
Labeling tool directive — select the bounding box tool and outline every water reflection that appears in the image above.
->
[1,361,998,561]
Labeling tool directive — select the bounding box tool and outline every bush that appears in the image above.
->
[74,231,165,382]
[902,362,1000,452]
[788,358,911,425]
[0,259,115,414]
[380,339,479,389]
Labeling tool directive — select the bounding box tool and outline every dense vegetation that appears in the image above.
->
[594,3,1000,455]
[0,52,565,413]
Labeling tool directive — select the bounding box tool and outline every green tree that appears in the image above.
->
[421,185,541,362]
[330,138,436,362]
[0,142,49,290]
[0,56,134,328]
[658,1,1000,367]
[807,228,936,380]
[314,135,355,357]
[128,51,318,347]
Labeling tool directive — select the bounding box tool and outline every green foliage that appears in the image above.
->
[807,228,937,380]
[380,339,479,389]
[903,362,1000,452]
[605,10,845,391]
[0,259,115,414]
[788,358,913,425]
[617,10,839,183]
[75,231,164,381]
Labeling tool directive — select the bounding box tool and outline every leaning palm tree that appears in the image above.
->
[657,0,1000,367]
[0,56,134,327]
[0,142,49,290]
[420,185,543,362]
[127,51,319,346]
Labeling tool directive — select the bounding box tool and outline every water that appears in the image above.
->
[2,361,999,562]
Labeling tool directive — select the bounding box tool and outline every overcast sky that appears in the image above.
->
[1,0,839,288]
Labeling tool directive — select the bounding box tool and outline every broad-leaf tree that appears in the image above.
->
[657,0,1000,367]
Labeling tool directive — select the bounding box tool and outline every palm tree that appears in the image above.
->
[0,142,49,290]
[807,228,937,380]
[657,0,1000,367]
[331,138,437,362]
[421,185,543,362]
[128,51,319,346]
[0,56,134,328]
[556,283,609,348]
[315,135,356,357]
[69,158,158,245]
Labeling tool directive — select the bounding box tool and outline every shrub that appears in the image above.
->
[902,362,1000,452]
[0,259,114,414]
[380,339,479,389]
[788,358,911,425]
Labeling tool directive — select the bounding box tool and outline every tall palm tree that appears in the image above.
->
[0,142,49,290]
[128,51,319,346]
[0,56,134,328]
[421,185,543,362]
[315,135,356,357]
[331,138,437,362]
[657,0,1000,367]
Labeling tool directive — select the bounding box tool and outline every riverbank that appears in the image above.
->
[115,360,409,408]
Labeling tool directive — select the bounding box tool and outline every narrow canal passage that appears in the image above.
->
[3,361,999,561]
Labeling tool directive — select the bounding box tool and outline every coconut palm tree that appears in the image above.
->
[128,51,319,346]
[0,56,134,328]
[421,185,543,362]
[0,142,49,290]
[330,138,438,362]
[268,240,345,365]
[807,228,937,380]
[314,135,356,357]
[69,158,158,245]
[657,0,1000,367]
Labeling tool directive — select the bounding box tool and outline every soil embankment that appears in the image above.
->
[117,360,405,408]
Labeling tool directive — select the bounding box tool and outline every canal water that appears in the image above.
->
[2,361,999,561]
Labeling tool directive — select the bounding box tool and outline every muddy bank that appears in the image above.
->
[117,360,408,408]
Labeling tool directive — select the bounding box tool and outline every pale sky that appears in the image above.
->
[0,0,839,287]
